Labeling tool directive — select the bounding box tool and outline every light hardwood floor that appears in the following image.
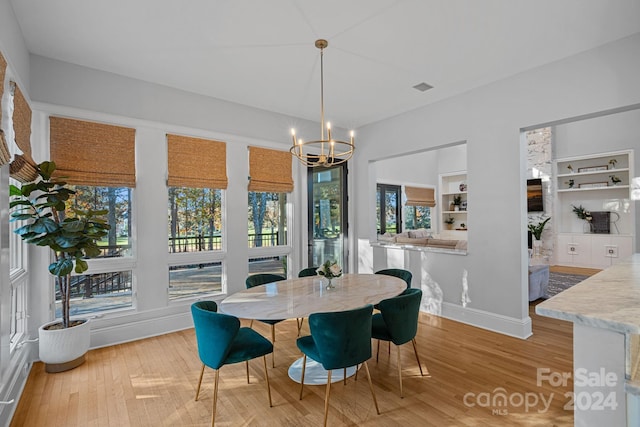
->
[11,297,577,427]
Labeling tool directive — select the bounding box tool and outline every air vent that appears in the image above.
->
[412,82,433,92]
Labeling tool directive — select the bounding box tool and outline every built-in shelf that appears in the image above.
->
[439,171,467,236]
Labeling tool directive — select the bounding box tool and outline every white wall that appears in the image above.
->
[354,33,640,337]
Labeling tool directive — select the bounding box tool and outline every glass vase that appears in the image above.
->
[325,277,335,290]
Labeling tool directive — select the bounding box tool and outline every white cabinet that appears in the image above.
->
[554,150,635,268]
[439,171,467,239]
[557,234,633,269]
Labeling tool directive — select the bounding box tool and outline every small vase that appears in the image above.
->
[325,277,335,290]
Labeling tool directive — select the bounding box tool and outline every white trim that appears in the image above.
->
[440,301,533,339]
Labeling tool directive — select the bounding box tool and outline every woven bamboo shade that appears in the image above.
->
[167,134,228,189]
[405,186,436,207]
[13,84,32,157]
[50,117,136,187]
[0,130,11,166]
[0,51,6,129]
[9,154,38,183]
[248,146,294,193]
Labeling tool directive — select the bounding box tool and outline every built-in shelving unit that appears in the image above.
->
[439,171,467,239]
[554,150,635,268]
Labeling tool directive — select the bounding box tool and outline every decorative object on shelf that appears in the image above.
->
[453,194,462,211]
[578,165,608,172]
[571,204,592,221]
[565,179,575,188]
[459,223,467,230]
[578,182,608,189]
[444,216,455,230]
[567,164,574,173]
[589,211,611,234]
[609,158,617,169]
[609,175,621,185]
[316,260,342,289]
[289,39,354,168]
[459,183,467,192]
[571,204,594,233]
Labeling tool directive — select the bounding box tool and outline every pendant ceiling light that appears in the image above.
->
[290,39,354,167]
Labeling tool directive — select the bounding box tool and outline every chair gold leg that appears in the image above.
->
[388,341,391,355]
[323,370,332,427]
[263,355,272,407]
[363,362,380,415]
[343,368,347,385]
[412,338,425,376]
[195,363,205,401]
[271,325,276,368]
[296,318,304,336]
[397,345,404,398]
[355,364,359,381]
[211,369,220,427]
[376,339,380,362]
[299,354,307,400]
[249,319,254,329]
[246,361,250,384]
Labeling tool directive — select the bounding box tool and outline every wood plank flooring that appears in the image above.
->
[11,297,577,427]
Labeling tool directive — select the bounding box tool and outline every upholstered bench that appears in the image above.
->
[528,264,550,301]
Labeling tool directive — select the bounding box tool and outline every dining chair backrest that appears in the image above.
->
[375,268,412,289]
[377,288,422,346]
[308,304,374,371]
[191,303,240,370]
[298,267,319,277]
[246,273,286,289]
[193,300,219,313]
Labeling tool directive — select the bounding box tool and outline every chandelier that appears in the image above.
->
[290,39,354,167]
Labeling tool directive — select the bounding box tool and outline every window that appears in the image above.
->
[404,205,431,230]
[247,147,293,276]
[50,117,136,315]
[167,134,228,300]
[377,183,401,234]
[168,187,222,252]
[248,192,287,247]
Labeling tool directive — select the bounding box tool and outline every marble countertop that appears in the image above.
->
[536,254,640,334]
[370,241,467,255]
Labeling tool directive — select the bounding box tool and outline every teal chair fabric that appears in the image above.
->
[245,273,286,367]
[297,304,380,426]
[375,268,413,288]
[298,267,319,277]
[371,288,425,397]
[191,301,273,426]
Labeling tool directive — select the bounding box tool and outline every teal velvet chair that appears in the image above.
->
[298,266,319,277]
[375,268,413,288]
[371,288,425,398]
[295,267,318,335]
[191,301,273,426]
[245,273,286,367]
[297,304,380,426]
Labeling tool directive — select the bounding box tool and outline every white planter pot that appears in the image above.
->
[39,318,90,373]
[532,239,543,257]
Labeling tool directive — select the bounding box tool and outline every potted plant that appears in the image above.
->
[10,161,110,372]
[444,216,455,230]
[609,175,621,185]
[453,195,462,211]
[528,217,551,257]
[609,158,617,169]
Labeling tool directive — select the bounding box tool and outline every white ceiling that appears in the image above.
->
[9,0,640,129]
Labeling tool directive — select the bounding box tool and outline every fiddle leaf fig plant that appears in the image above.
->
[9,161,110,328]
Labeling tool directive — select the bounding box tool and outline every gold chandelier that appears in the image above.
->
[290,39,354,167]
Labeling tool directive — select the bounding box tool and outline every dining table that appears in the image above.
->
[219,273,407,384]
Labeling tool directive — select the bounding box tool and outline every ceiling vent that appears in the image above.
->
[412,82,433,92]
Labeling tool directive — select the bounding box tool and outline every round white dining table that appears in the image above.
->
[219,273,407,384]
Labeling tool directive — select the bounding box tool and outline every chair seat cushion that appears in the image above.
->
[257,319,284,325]
[296,335,322,364]
[225,327,274,365]
[371,313,392,341]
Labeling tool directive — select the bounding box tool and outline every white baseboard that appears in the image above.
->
[89,310,194,349]
[440,302,532,339]
[0,347,32,426]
